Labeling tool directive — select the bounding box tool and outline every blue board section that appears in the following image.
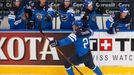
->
[0,29,134,33]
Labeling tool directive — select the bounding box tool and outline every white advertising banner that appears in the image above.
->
[91,32,134,66]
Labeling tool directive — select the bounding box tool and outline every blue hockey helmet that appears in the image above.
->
[83,0,93,9]
[119,5,128,13]
[72,20,83,28]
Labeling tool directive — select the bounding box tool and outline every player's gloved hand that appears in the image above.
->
[107,27,117,34]
[8,14,16,20]
[67,8,75,14]
[107,22,119,34]
[50,40,58,47]
[44,14,52,22]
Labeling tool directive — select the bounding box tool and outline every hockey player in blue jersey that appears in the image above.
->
[82,0,99,30]
[58,0,75,30]
[8,0,27,29]
[28,0,55,30]
[106,5,131,34]
[50,20,103,75]
[25,0,35,29]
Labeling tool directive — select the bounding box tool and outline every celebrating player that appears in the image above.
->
[25,0,35,29]
[28,0,55,30]
[49,20,103,75]
[58,0,75,30]
[106,5,131,34]
[8,0,27,29]
[82,0,99,30]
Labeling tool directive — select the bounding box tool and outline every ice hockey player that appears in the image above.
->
[28,0,55,30]
[8,0,27,29]
[58,0,75,30]
[25,0,35,29]
[82,0,99,30]
[106,5,131,34]
[49,20,103,75]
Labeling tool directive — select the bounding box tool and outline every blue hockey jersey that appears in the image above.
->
[31,2,55,30]
[59,3,75,30]
[8,7,27,29]
[87,9,98,30]
[57,29,93,56]
[83,0,93,9]
[106,12,131,31]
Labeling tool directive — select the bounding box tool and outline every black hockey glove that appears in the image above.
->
[50,40,58,47]
[107,23,119,34]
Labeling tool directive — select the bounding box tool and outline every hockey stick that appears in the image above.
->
[45,35,83,75]
[38,24,83,75]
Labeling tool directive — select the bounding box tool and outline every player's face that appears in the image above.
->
[120,12,127,19]
[64,1,71,8]
[72,25,79,32]
[87,5,93,11]
[40,0,46,5]
[15,1,21,7]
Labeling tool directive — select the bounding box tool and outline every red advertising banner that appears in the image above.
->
[0,31,75,65]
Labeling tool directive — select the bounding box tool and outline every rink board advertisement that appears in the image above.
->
[0,31,134,75]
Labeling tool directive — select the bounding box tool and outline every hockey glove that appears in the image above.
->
[50,40,58,47]
[107,22,119,34]
[107,27,117,34]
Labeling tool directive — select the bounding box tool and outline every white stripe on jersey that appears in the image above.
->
[89,29,94,36]
[68,36,75,42]
[93,66,97,71]
[108,15,114,22]
[66,67,72,70]
[68,33,77,42]
[8,15,16,20]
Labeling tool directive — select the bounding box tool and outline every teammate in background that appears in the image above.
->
[106,5,131,34]
[49,20,103,75]
[81,0,99,30]
[58,0,75,30]
[28,0,55,30]
[8,0,27,29]
[25,0,35,29]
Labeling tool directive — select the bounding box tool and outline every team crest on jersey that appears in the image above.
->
[91,16,96,22]
[60,14,68,22]
[36,13,43,20]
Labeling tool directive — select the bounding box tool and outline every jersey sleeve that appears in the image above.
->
[58,33,77,46]
[8,11,16,29]
[47,7,56,18]
[89,29,94,36]
[67,7,75,14]
[106,13,115,29]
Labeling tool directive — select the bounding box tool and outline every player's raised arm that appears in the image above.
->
[50,33,76,47]
[8,0,27,29]
[106,5,131,34]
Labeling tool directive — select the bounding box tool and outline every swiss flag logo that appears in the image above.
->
[100,39,112,51]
